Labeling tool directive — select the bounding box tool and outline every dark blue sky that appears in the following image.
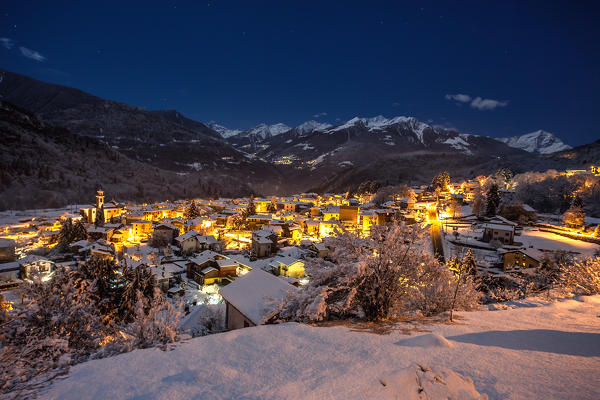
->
[2,1,599,145]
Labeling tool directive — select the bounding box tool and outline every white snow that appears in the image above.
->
[295,120,332,134]
[246,123,291,140]
[324,116,430,144]
[497,130,571,154]
[294,142,315,151]
[518,228,600,257]
[208,123,243,139]
[218,268,295,324]
[443,135,471,153]
[186,162,203,171]
[45,295,600,399]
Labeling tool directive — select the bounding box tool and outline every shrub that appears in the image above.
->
[559,256,600,295]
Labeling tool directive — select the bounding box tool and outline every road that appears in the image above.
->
[428,207,445,263]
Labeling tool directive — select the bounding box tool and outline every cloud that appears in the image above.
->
[445,93,508,110]
[312,112,327,118]
[445,93,471,103]
[19,46,46,62]
[0,37,14,49]
[470,96,508,110]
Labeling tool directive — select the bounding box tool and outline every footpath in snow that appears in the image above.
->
[45,296,600,400]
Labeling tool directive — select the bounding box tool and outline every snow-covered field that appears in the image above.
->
[44,296,600,399]
[519,228,599,257]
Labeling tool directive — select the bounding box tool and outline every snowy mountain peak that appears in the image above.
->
[208,122,242,139]
[295,120,332,134]
[326,115,430,144]
[247,123,291,139]
[497,130,571,154]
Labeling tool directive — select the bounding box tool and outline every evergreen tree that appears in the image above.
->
[431,171,451,191]
[80,257,123,315]
[95,206,105,227]
[485,184,501,216]
[245,196,256,218]
[57,218,74,251]
[72,219,88,242]
[462,249,477,276]
[120,264,157,323]
[562,197,586,229]
[184,200,201,220]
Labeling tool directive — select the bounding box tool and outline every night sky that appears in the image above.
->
[1,1,599,145]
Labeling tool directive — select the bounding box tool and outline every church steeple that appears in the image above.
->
[96,189,105,209]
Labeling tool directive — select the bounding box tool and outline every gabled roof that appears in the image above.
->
[155,223,179,231]
[219,269,295,325]
[482,223,515,231]
[188,250,224,266]
[216,259,238,268]
[175,229,199,242]
[197,235,217,245]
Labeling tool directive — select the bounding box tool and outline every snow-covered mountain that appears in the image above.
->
[497,130,571,154]
[245,123,291,140]
[325,116,430,144]
[208,122,242,139]
[295,120,332,134]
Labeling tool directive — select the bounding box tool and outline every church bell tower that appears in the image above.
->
[96,189,105,209]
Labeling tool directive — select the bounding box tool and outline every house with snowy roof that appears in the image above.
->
[219,268,295,330]
[0,238,16,262]
[175,229,200,254]
[153,223,180,245]
[186,250,238,285]
[482,222,515,245]
[269,255,305,278]
[502,249,543,270]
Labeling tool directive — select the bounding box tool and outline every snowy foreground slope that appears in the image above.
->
[45,296,600,400]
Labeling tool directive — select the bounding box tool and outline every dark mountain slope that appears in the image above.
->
[0,101,255,210]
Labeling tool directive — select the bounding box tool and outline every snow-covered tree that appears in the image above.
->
[559,256,600,295]
[447,249,478,322]
[1,258,184,395]
[121,289,183,350]
[0,268,109,395]
[373,184,415,206]
[471,191,485,219]
[245,196,256,217]
[432,171,451,192]
[55,218,88,252]
[562,196,585,229]
[271,223,479,322]
[184,201,201,220]
[120,264,158,322]
[79,256,123,317]
[56,218,73,252]
[72,219,88,242]
[496,168,513,188]
[448,199,462,219]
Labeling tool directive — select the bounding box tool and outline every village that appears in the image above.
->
[1,166,599,332]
